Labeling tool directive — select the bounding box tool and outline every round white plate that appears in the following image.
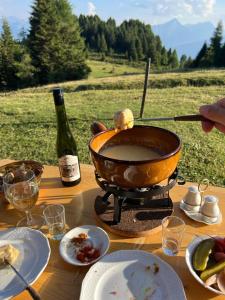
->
[59,225,110,266]
[80,250,186,300]
[186,235,224,295]
[180,200,222,225]
[0,227,51,300]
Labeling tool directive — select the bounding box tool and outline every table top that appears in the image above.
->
[0,159,225,300]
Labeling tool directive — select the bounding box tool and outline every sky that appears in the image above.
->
[0,0,224,25]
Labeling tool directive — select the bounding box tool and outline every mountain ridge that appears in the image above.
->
[152,18,215,58]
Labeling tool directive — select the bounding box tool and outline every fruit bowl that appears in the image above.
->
[186,235,225,295]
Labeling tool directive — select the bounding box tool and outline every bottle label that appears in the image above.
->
[58,155,80,182]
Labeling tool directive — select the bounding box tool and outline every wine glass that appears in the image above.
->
[3,169,44,228]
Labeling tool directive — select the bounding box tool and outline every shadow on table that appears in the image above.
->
[0,186,218,300]
[40,177,63,189]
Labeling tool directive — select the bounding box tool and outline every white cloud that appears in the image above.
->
[88,2,96,16]
[135,0,216,18]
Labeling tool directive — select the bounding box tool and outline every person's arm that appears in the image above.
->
[199,98,225,134]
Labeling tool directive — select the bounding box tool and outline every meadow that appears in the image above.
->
[0,61,224,186]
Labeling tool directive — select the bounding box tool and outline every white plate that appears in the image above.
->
[59,225,110,266]
[186,235,224,295]
[80,250,186,300]
[0,227,50,300]
[180,200,222,225]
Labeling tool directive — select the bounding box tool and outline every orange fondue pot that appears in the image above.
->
[89,125,181,188]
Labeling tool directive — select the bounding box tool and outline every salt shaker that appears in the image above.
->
[201,195,220,222]
[183,186,202,212]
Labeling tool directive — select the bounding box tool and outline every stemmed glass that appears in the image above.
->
[3,169,44,228]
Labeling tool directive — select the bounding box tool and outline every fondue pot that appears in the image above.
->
[89,125,181,188]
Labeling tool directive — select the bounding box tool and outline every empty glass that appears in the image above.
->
[3,169,43,228]
[162,216,185,256]
[43,204,66,240]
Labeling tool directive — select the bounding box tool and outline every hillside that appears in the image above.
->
[0,61,224,187]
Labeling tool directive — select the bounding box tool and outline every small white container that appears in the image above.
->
[201,195,220,222]
[183,186,202,212]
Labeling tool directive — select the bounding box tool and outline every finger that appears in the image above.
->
[201,120,214,133]
[215,122,225,134]
[199,105,225,126]
[217,98,225,108]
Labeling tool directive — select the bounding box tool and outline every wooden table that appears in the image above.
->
[0,159,225,300]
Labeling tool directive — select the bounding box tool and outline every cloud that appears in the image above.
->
[88,2,96,16]
[130,0,216,18]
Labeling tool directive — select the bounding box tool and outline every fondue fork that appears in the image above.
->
[138,114,210,122]
[4,258,41,300]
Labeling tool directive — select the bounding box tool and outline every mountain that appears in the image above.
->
[152,18,215,58]
[0,16,29,39]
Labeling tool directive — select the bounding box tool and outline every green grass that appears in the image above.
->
[0,62,224,186]
[87,60,144,78]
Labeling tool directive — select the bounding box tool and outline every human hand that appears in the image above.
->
[199,98,225,134]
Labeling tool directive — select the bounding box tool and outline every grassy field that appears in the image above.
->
[0,61,224,186]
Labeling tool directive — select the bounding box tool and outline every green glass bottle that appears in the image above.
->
[53,88,81,186]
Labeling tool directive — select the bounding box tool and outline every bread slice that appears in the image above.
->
[0,244,20,267]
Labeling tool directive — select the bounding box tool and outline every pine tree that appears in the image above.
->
[185,57,193,68]
[99,33,108,54]
[210,21,223,67]
[0,19,18,89]
[161,47,168,66]
[172,50,179,68]
[53,0,90,81]
[128,39,137,61]
[192,42,208,68]
[28,0,58,83]
[221,44,225,67]
[199,47,214,67]
[135,38,143,60]
[28,0,90,84]
[14,46,36,88]
[180,54,187,69]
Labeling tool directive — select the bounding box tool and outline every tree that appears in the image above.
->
[210,21,223,67]
[128,39,137,61]
[135,38,143,60]
[14,46,36,87]
[28,0,90,84]
[180,54,187,69]
[161,47,168,66]
[168,49,179,69]
[28,0,58,84]
[221,44,225,67]
[192,42,208,68]
[185,56,193,68]
[99,33,108,54]
[0,19,18,89]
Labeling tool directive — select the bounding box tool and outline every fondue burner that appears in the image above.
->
[94,169,185,237]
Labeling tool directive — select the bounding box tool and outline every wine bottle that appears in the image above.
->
[53,88,81,186]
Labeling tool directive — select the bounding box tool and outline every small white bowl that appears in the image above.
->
[59,225,110,266]
[186,235,224,295]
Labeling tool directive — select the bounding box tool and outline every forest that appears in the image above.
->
[0,0,224,90]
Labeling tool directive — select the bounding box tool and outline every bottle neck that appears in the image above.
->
[55,103,70,132]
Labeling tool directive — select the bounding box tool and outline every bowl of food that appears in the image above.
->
[186,235,225,295]
[59,225,110,266]
[89,125,181,188]
[0,160,44,203]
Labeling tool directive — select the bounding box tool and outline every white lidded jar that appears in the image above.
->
[201,195,220,222]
